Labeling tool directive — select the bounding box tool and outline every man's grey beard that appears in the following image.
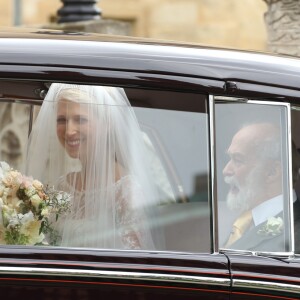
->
[224,165,264,212]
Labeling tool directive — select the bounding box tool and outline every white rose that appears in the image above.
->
[41,208,50,217]
[10,197,21,209]
[258,216,284,236]
[19,211,34,225]
[0,161,10,180]
[7,215,20,229]
[2,205,13,226]
[267,216,283,231]
[20,219,44,245]
[25,187,36,197]
[3,187,10,198]
[30,194,42,209]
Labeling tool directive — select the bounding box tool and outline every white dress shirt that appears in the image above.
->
[252,190,296,226]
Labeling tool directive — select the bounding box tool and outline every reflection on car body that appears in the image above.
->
[0,27,299,299]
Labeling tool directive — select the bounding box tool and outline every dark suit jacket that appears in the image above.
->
[231,200,300,252]
[230,216,285,252]
[294,199,300,253]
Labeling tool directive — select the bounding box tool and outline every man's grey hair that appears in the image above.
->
[242,122,281,162]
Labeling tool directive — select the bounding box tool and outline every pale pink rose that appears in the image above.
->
[22,177,33,189]
[32,180,43,191]
[3,171,22,189]
[38,191,47,200]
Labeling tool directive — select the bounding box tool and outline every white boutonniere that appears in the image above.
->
[257,217,283,237]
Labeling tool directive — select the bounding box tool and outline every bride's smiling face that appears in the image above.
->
[56,99,95,159]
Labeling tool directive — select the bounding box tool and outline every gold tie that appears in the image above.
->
[224,210,253,248]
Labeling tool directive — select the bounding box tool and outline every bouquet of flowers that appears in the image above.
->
[0,161,70,246]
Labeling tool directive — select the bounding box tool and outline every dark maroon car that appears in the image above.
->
[0,27,299,299]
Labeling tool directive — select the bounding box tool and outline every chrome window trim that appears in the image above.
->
[209,95,218,253]
[0,98,42,105]
[233,278,300,295]
[212,96,294,255]
[0,266,230,287]
[219,248,294,257]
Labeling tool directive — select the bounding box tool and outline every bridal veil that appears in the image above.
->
[25,83,164,250]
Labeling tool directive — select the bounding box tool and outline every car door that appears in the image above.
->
[0,77,230,299]
[213,96,300,300]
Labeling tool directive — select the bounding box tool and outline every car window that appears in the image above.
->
[215,99,293,253]
[291,107,300,254]
[0,82,211,253]
[130,89,210,252]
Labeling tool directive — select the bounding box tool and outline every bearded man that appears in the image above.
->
[222,122,292,252]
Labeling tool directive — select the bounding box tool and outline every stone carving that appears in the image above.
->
[0,103,30,170]
[264,0,300,56]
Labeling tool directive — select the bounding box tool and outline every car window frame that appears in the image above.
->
[0,79,213,255]
[210,95,294,256]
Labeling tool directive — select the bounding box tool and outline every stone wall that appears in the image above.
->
[2,0,267,50]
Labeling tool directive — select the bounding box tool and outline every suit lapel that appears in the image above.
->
[231,212,286,251]
[232,221,281,250]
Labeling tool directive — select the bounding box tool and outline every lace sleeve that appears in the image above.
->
[115,176,154,250]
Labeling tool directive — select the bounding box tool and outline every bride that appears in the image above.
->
[25,83,164,250]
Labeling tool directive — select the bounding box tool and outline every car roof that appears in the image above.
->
[0,27,300,92]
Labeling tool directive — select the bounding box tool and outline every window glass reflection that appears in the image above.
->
[134,105,210,252]
[0,102,30,169]
[0,83,211,254]
[216,102,291,252]
[290,108,300,254]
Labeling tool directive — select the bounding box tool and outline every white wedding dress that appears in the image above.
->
[25,83,164,251]
[56,174,156,250]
